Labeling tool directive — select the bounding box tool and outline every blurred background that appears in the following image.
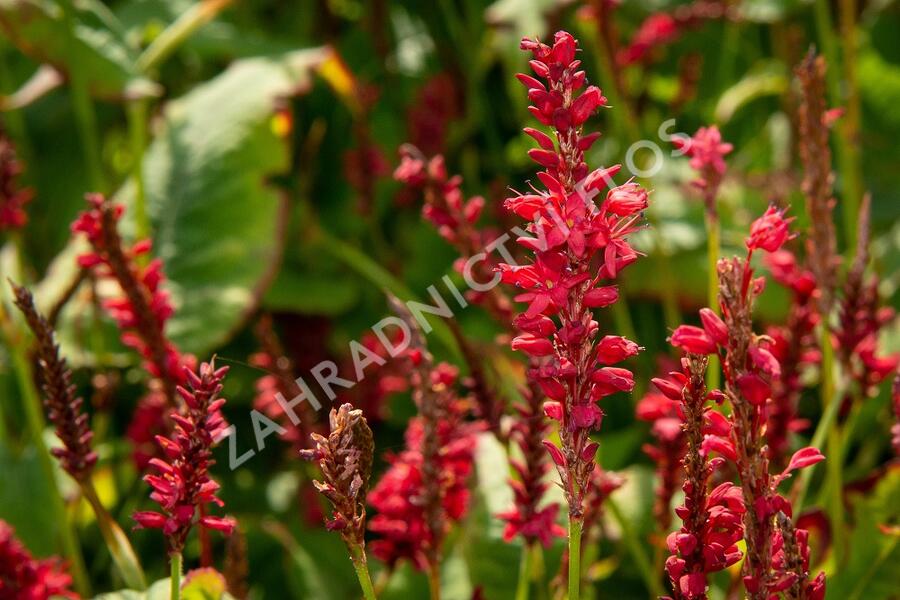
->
[1,0,899,597]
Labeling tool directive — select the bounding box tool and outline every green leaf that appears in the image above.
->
[0,0,157,99]
[826,469,900,599]
[0,445,59,556]
[263,266,360,316]
[116,48,328,356]
[715,61,788,123]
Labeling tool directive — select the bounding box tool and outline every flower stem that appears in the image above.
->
[705,211,721,391]
[567,516,582,600]
[818,327,845,565]
[170,551,182,600]
[136,0,233,73]
[515,542,533,600]
[82,479,147,590]
[350,545,377,600]
[427,564,441,600]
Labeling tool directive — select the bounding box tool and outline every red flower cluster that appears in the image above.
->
[673,126,732,211]
[0,519,75,599]
[133,361,235,554]
[501,30,646,519]
[671,206,825,598]
[71,194,192,402]
[407,73,462,156]
[654,357,743,600]
[617,2,730,66]
[498,380,566,548]
[771,515,826,600]
[126,389,169,471]
[764,250,819,465]
[0,132,33,231]
[394,148,515,323]
[665,483,745,600]
[367,362,479,570]
[618,13,680,66]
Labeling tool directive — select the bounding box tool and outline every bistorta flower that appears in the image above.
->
[133,360,235,555]
[0,519,76,599]
[11,282,97,481]
[301,403,376,597]
[670,207,825,599]
[0,130,33,231]
[71,193,192,406]
[657,355,744,600]
[500,30,645,527]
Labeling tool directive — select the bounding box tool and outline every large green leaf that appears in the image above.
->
[116,48,328,356]
[0,0,156,99]
[826,468,900,599]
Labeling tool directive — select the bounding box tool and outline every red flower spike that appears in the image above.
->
[501,30,646,520]
[0,520,76,599]
[132,360,235,555]
[0,131,34,231]
[71,194,192,408]
[654,356,745,600]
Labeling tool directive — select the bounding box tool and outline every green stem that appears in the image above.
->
[705,211,721,391]
[349,545,377,600]
[567,517,582,600]
[515,542,533,600]
[427,564,441,600]
[818,326,845,565]
[605,498,663,597]
[4,321,89,595]
[170,551,182,600]
[136,0,233,73]
[837,0,863,253]
[82,479,147,590]
[792,328,844,510]
[60,0,104,192]
[127,100,150,242]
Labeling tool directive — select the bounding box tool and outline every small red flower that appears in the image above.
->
[746,206,795,253]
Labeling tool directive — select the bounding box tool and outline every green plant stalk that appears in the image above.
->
[127,100,150,242]
[427,564,441,600]
[706,211,721,391]
[791,372,845,510]
[60,0,104,192]
[170,551,182,599]
[515,542,533,600]
[4,324,89,595]
[532,544,548,600]
[567,517,582,600]
[137,0,233,73]
[81,479,147,590]
[349,545,377,600]
[818,326,845,565]
[813,0,862,250]
[837,0,863,253]
[606,498,663,598]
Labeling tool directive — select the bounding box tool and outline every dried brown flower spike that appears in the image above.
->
[301,403,376,599]
[10,281,97,481]
[795,49,840,314]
